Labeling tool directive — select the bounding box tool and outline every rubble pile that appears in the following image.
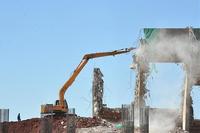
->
[0,118,40,133]
[76,117,101,128]
[0,116,102,133]
[99,107,121,122]
[76,125,121,133]
[76,119,122,133]
[190,120,200,133]
[172,128,189,133]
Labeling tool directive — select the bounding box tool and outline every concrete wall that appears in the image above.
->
[0,109,9,122]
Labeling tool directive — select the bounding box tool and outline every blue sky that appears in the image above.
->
[0,0,200,121]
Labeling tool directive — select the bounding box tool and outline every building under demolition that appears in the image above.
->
[132,28,200,133]
[92,28,200,133]
[1,28,200,133]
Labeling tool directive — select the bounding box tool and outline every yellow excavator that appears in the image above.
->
[41,47,134,115]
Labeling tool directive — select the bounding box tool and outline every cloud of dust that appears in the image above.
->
[149,108,179,133]
[135,30,200,84]
[134,29,200,133]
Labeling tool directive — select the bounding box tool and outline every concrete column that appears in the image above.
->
[139,106,149,133]
[40,118,52,133]
[0,123,8,133]
[182,74,192,131]
[92,68,104,117]
[134,63,149,133]
[0,109,9,122]
[67,114,76,133]
[122,103,134,133]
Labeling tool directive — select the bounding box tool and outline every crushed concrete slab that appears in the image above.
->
[76,126,121,133]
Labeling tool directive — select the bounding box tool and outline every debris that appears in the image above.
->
[0,116,102,133]
[99,107,121,122]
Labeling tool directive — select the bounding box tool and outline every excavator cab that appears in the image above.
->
[55,99,68,109]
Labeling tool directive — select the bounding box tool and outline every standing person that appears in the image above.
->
[17,113,21,121]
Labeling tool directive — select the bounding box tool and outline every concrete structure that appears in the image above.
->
[92,68,122,121]
[68,108,76,115]
[122,103,134,133]
[133,62,149,133]
[92,68,104,117]
[133,28,200,132]
[0,109,9,122]
[40,118,52,133]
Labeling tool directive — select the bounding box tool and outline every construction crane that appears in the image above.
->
[41,47,134,115]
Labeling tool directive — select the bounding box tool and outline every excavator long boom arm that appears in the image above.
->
[59,47,134,108]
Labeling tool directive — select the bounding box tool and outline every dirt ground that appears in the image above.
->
[0,116,122,133]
